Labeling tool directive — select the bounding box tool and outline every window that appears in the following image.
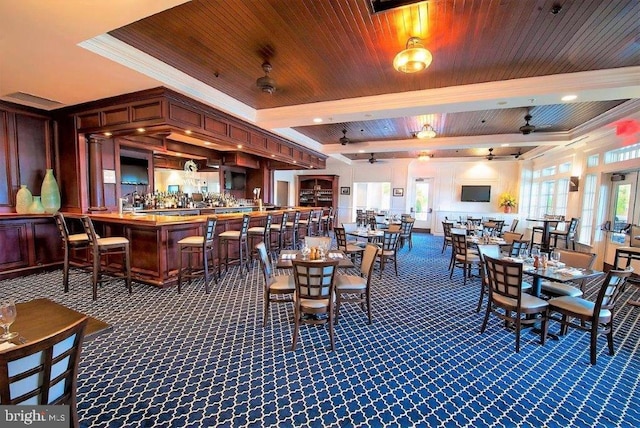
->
[536,180,555,217]
[587,154,599,167]
[555,178,569,216]
[353,182,391,217]
[558,162,572,174]
[542,166,556,177]
[579,174,597,245]
[605,142,640,164]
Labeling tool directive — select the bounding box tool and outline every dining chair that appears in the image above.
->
[290,259,339,351]
[399,217,415,250]
[442,221,454,254]
[477,245,532,313]
[531,214,563,248]
[80,215,132,300]
[54,212,92,293]
[450,232,481,286]
[540,249,596,297]
[550,217,579,250]
[341,222,362,246]
[548,268,633,365]
[0,317,88,428]
[509,239,530,257]
[501,231,524,255]
[481,255,549,352]
[256,242,294,327]
[177,216,218,293]
[335,243,378,324]
[509,219,519,233]
[376,230,400,278]
[334,227,364,264]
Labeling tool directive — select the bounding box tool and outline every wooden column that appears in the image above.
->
[87,136,107,212]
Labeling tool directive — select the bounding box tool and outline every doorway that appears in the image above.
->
[276,180,289,207]
[609,170,639,232]
[412,178,433,232]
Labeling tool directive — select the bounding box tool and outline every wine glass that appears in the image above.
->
[518,247,529,260]
[0,299,18,341]
[551,250,561,267]
[301,244,310,260]
[530,247,540,258]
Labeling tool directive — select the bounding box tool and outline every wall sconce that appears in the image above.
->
[569,176,580,192]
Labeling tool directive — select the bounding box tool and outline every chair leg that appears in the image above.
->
[178,246,184,293]
[480,302,491,333]
[328,308,335,351]
[590,325,599,365]
[607,324,615,356]
[263,295,270,327]
[203,247,210,293]
[515,315,521,353]
[393,254,398,276]
[476,282,485,313]
[125,245,132,294]
[291,306,300,351]
[92,249,100,301]
[63,247,70,293]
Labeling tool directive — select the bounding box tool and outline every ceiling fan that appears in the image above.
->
[485,147,522,160]
[256,62,277,94]
[355,153,384,164]
[519,110,536,135]
[339,129,350,145]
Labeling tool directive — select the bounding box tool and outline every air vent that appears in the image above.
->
[2,92,63,109]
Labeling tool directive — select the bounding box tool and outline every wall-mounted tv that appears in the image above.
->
[120,156,149,185]
[224,170,246,190]
[461,185,491,202]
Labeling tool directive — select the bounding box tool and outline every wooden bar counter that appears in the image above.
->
[70,207,315,288]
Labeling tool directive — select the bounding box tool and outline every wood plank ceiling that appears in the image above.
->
[109,0,640,160]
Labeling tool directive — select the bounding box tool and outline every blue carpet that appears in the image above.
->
[2,233,639,427]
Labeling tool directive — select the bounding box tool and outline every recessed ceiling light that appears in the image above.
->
[497,101,507,105]
[185,130,192,135]
[358,149,365,153]
[293,160,297,163]
[104,132,112,137]
[501,143,510,147]
[237,144,243,149]
[561,95,578,101]
[313,118,323,123]
[136,128,145,133]
[204,141,212,145]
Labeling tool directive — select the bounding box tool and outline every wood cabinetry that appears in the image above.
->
[297,175,339,208]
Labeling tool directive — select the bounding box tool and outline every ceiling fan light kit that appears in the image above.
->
[519,112,536,135]
[339,129,350,145]
[393,37,432,73]
[256,62,277,94]
[416,124,437,139]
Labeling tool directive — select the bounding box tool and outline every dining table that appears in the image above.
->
[276,250,355,269]
[526,217,565,253]
[4,298,112,346]
[503,257,603,297]
[346,229,385,243]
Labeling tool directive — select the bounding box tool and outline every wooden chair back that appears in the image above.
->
[502,231,523,244]
[0,317,89,428]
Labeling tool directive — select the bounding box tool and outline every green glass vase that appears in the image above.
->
[28,196,45,214]
[15,184,33,214]
[41,169,61,213]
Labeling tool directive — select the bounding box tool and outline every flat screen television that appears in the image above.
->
[120,156,149,185]
[461,185,491,202]
[224,171,246,190]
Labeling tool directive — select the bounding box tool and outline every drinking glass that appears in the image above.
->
[551,250,561,264]
[530,247,540,258]
[301,244,310,261]
[518,248,529,260]
[0,299,18,341]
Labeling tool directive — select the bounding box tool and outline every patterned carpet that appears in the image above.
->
[2,233,639,427]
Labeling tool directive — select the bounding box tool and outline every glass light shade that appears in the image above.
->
[394,44,432,73]
[416,125,436,139]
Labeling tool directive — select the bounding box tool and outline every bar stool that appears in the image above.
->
[53,212,92,293]
[270,212,289,254]
[284,210,302,249]
[297,210,310,242]
[320,207,334,236]
[80,216,132,300]
[218,214,251,277]
[247,213,272,262]
[177,216,217,293]
[308,210,321,236]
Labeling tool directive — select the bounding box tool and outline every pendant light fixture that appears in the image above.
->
[393,37,432,73]
[416,124,437,139]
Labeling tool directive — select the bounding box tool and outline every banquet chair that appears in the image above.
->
[177,216,218,293]
[550,217,579,250]
[335,243,378,324]
[0,317,88,428]
[334,227,364,264]
[450,232,482,286]
[508,219,519,233]
[540,249,596,297]
[80,215,132,301]
[481,255,549,353]
[218,214,251,277]
[54,212,92,293]
[290,259,339,351]
[256,242,294,327]
[548,268,633,365]
[376,230,400,278]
